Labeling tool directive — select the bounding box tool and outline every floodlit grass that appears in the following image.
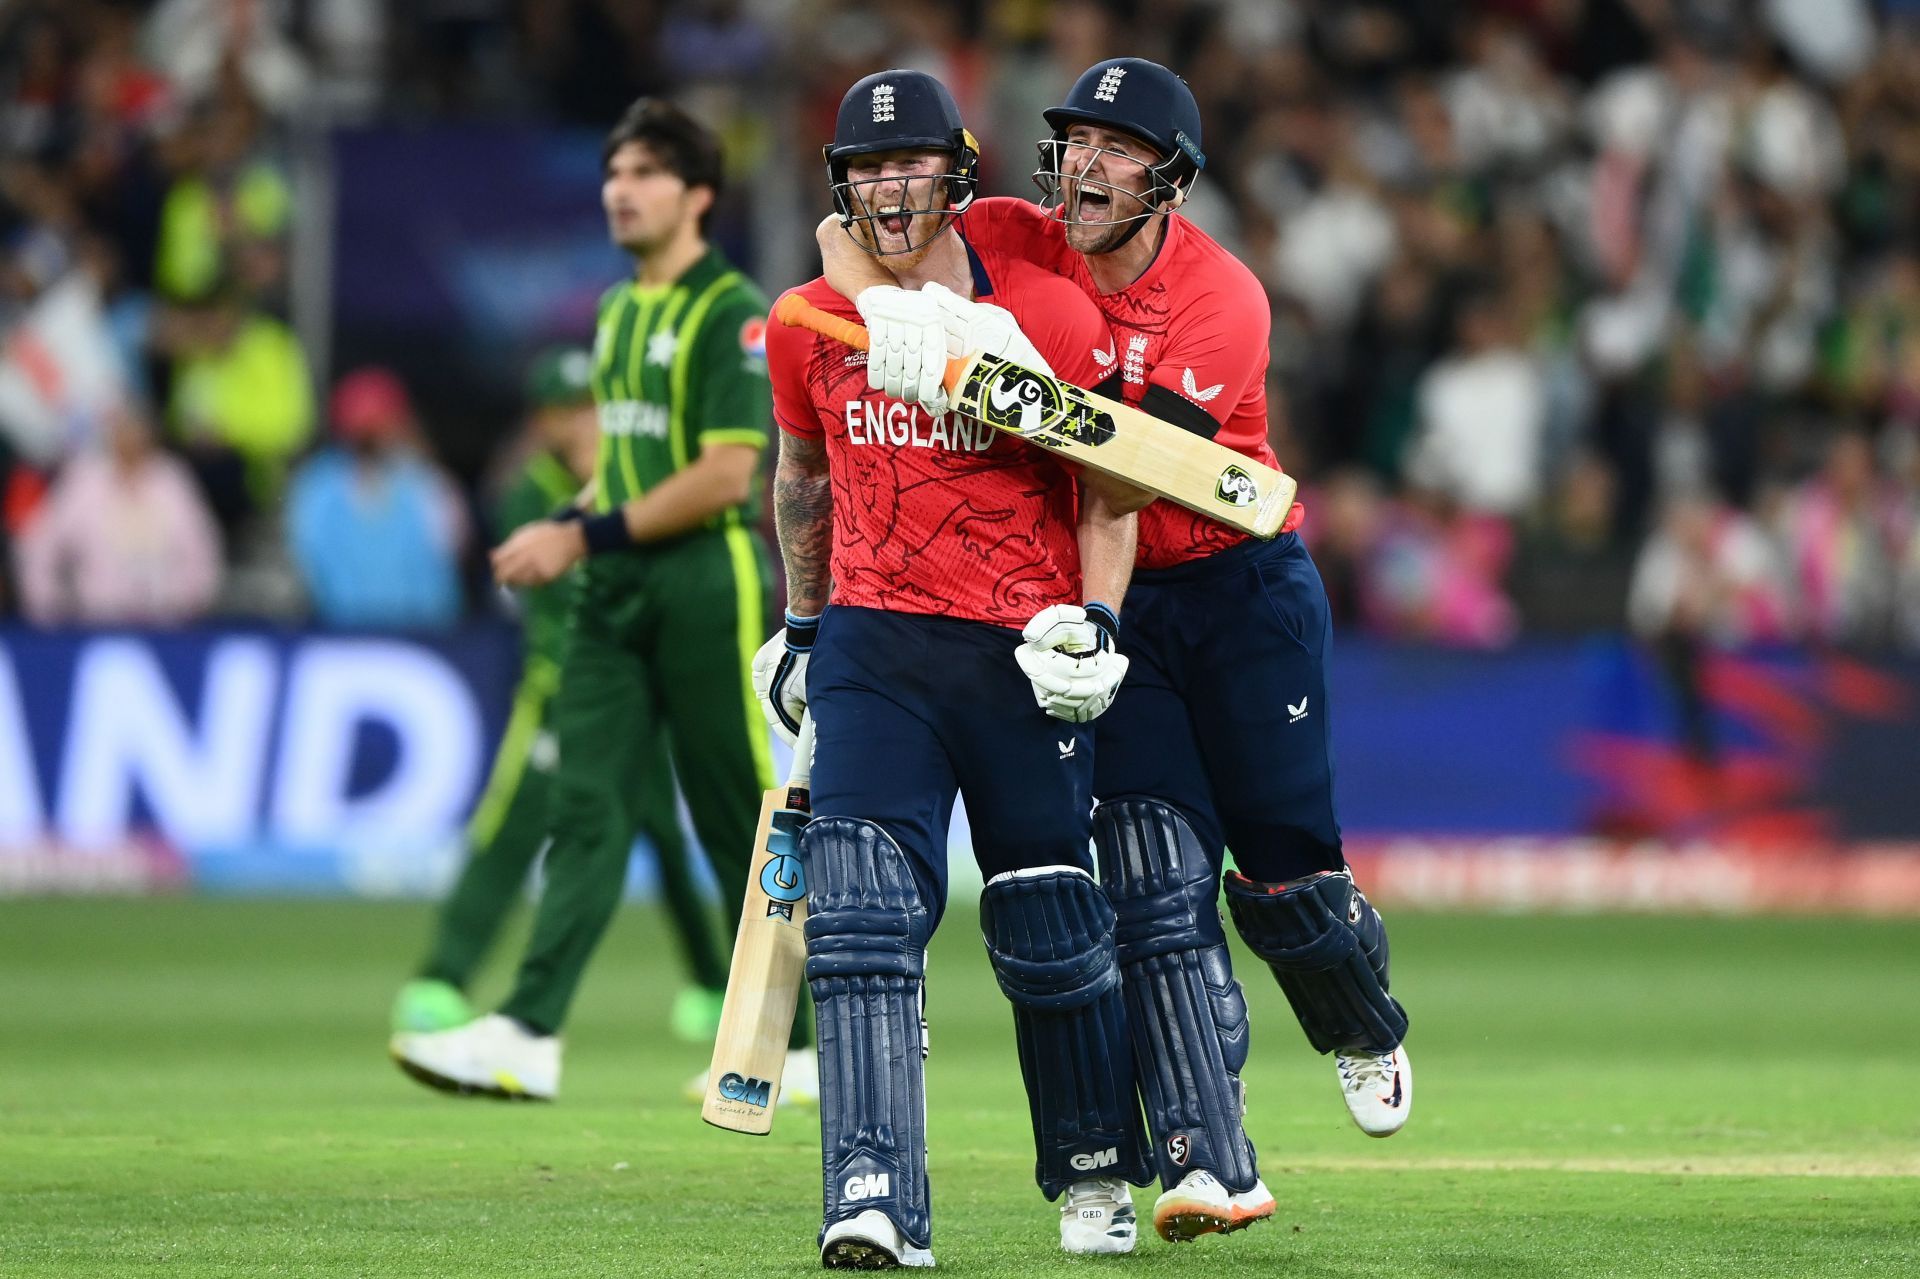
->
[2,899,1915,1276]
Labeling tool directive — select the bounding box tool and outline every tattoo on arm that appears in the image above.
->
[774,432,834,616]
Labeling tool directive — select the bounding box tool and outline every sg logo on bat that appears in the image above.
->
[1217,465,1259,507]
[963,357,1116,448]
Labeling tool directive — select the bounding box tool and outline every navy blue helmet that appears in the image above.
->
[825,69,980,257]
[1034,58,1206,248]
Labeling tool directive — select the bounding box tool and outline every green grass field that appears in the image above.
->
[2,898,1916,1277]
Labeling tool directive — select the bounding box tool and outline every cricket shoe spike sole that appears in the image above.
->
[1060,1176,1137,1254]
[820,1210,934,1269]
[1337,1043,1412,1137]
[1152,1170,1275,1243]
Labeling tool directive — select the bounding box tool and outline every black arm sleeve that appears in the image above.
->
[1093,372,1224,441]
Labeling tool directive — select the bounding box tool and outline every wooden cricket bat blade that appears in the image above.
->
[700,715,815,1134]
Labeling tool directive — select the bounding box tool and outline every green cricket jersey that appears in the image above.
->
[496,449,582,670]
[589,246,772,525]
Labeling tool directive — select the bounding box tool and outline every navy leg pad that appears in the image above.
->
[1096,799,1258,1192]
[1226,869,1408,1055]
[980,867,1152,1198]
[803,817,933,1250]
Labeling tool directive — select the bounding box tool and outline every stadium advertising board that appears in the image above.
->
[1,629,1915,910]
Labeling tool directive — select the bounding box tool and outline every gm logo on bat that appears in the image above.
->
[718,1072,771,1108]
[761,850,806,920]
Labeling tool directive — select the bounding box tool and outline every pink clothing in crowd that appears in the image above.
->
[14,450,223,624]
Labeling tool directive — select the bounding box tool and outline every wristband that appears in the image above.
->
[784,610,822,653]
[581,511,633,555]
[1084,601,1120,650]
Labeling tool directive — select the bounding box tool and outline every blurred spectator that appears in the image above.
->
[151,86,290,305]
[1405,288,1546,516]
[285,367,466,629]
[144,0,311,116]
[155,282,312,533]
[0,227,128,463]
[1776,430,1910,646]
[1510,451,1633,634]
[1364,491,1518,648]
[13,398,221,624]
[1628,490,1794,648]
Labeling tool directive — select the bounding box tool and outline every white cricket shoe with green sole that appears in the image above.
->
[391,1014,560,1101]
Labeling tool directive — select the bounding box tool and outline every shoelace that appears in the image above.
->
[1066,1177,1129,1208]
[1337,1049,1397,1091]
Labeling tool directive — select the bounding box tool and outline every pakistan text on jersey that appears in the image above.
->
[842,400,997,452]
[600,401,669,440]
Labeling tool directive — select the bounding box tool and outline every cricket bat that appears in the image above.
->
[701,712,816,1135]
[772,292,1297,538]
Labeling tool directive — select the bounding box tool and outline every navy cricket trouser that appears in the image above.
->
[806,604,1096,927]
[1094,532,1342,883]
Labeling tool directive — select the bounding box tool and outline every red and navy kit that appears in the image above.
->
[767,242,1123,927]
[768,246,1113,628]
[961,197,1343,882]
[960,197,1302,569]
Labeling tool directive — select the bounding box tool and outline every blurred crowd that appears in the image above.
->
[5,0,1920,652]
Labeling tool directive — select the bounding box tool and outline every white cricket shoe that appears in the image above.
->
[820,1209,934,1269]
[1337,1043,1412,1136]
[1151,1169,1275,1243]
[391,1013,560,1101]
[1060,1176,1136,1254]
[682,1047,820,1107]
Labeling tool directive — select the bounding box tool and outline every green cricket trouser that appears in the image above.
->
[500,527,783,1036]
[418,657,728,996]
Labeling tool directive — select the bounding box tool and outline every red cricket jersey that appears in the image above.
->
[960,197,1300,569]
[768,244,1115,627]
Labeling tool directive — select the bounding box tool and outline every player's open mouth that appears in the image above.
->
[1075,188,1112,220]
[877,205,911,237]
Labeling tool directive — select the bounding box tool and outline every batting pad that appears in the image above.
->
[979,865,1152,1199]
[803,817,934,1250]
[1096,798,1260,1192]
[1226,868,1408,1055]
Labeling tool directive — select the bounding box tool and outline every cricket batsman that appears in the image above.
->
[760,70,1152,1267]
[825,58,1414,1244]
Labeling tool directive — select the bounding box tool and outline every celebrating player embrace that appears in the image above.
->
[824,57,1415,1246]
[760,70,1153,1267]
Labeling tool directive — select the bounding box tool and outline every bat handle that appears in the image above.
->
[787,711,817,792]
[772,293,969,393]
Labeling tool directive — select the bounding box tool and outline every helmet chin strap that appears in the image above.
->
[1092,184,1180,254]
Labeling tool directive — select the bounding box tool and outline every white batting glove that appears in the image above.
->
[1013,602,1128,724]
[855,285,950,418]
[750,612,819,746]
[922,281,1054,377]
